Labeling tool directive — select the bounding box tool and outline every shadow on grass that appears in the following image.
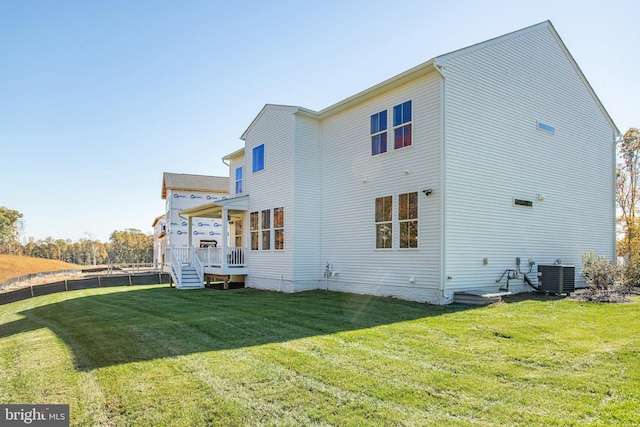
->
[0,287,457,371]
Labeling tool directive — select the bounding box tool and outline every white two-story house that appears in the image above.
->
[176,21,618,304]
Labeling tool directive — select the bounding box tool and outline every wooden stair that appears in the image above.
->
[177,265,203,289]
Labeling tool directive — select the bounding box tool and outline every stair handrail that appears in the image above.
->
[191,246,204,285]
[169,247,182,286]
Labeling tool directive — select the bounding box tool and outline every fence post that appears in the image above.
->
[30,285,34,298]
[128,275,132,286]
[65,279,68,292]
[98,276,101,287]
[158,272,162,284]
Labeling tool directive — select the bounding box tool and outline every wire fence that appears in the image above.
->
[0,263,163,291]
[0,272,172,305]
[0,270,83,291]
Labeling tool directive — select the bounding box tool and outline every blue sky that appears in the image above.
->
[1,0,638,242]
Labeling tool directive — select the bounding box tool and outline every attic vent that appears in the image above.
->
[514,198,533,207]
[537,121,555,134]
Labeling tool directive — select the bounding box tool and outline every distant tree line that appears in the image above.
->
[0,208,152,265]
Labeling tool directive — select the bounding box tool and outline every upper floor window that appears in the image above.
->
[393,100,412,149]
[371,110,387,156]
[235,167,243,194]
[252,144,265,173]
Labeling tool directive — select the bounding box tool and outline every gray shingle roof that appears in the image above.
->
[161,172,229,199]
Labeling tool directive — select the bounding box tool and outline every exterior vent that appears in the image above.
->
[537,265,575,294]
[537,121,555,134]
[514,198,533,207]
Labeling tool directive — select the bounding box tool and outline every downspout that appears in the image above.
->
[433,59,448,302]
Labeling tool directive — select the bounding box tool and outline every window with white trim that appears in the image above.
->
[375,196,393,249]
[234,219,243,248]
[393,100,412,149]
[261,209,271,250]
[274,207,284,250]
[235,167,243,194]
[250,212,259,250]
[371,110,388,156]
[374,192,419,249]
[399,192,418,248]
[252,144,265,172]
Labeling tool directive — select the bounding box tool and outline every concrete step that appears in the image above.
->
[453,289,511,305]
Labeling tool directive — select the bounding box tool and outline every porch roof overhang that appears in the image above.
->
[179,195,249,219]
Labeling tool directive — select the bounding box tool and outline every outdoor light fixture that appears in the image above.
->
[423,189,433,197]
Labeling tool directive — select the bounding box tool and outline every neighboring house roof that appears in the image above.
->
[240,21,618,139]
[151,214,165,227]
[161,172,229,199]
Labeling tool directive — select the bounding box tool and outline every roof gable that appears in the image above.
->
[240,104,299,141]
[433,20,618,134]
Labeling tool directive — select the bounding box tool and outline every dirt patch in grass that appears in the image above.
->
[568,287,634,303]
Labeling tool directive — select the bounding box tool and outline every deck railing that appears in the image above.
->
[172,247,192,264]
[195,247,246,267]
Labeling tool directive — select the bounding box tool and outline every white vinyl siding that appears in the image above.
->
[442,25,615,292]
[243,106,296,280]
[319,72,442,300]
[292,115,322,281]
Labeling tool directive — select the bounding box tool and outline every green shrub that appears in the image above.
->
[579,252,629,303]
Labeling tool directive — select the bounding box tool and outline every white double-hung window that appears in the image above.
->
[375,192,418,249]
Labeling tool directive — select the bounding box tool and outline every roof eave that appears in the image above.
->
[313,59,437,119]
[222,147,245,161]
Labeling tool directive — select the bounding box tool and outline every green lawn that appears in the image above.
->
[0,285,638,426]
